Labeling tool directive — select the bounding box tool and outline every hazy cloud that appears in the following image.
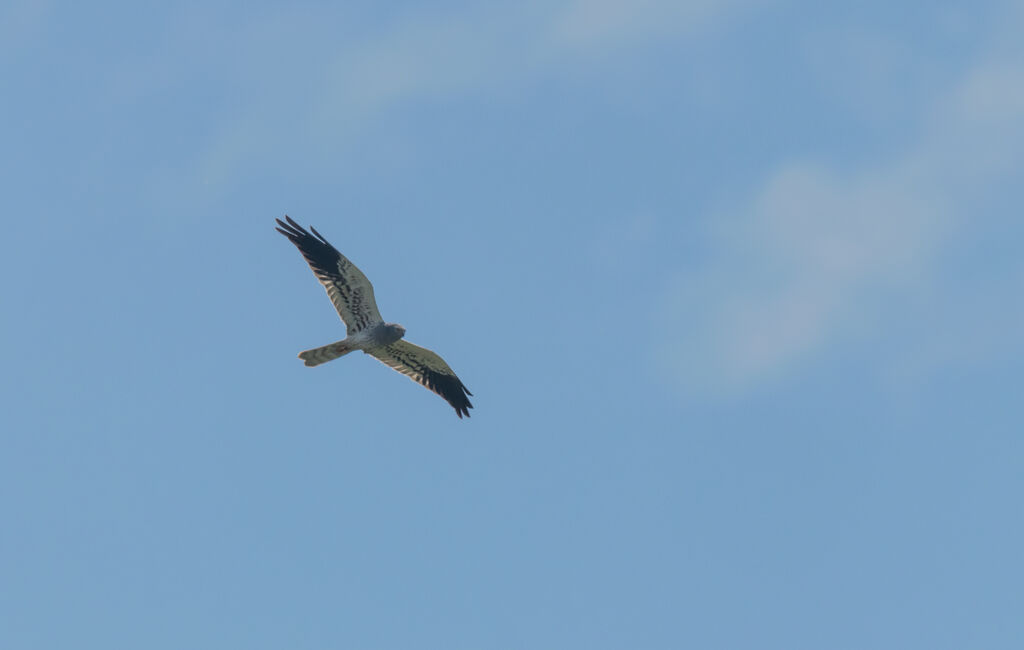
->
[190,1,757,184]
[550,0,751,49]
[661,10,1024,394]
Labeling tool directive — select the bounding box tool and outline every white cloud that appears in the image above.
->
[308,0,756,121]
[188,1,757,185]
[660,10,1024,394]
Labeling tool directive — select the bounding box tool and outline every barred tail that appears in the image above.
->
[298,340,355,367]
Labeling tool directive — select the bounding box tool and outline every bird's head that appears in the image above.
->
[386,323,407,339]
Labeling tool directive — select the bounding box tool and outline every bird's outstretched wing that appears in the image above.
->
[367,340,473,418]
[275,216,383,334]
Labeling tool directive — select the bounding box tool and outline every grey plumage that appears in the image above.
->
[276,216,473,418]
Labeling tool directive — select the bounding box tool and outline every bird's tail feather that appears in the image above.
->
[298,340,354,367]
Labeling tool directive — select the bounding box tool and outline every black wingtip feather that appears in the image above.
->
[309,225,330,245]
[275,215,313,240]
[424,372,473,418]
[275,215,345,281]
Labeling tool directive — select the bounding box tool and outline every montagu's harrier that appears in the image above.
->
[276,216,473,418]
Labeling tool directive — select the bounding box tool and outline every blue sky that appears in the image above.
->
[3,0,1023,648]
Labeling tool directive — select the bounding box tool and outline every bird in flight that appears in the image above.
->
[276,216,473,418]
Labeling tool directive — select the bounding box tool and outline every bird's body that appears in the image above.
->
[276,216,473,418]
[297,322,405,366]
